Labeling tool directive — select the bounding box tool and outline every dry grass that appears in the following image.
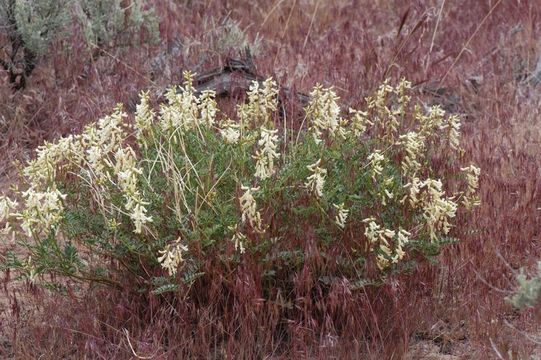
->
[2,0,541,358]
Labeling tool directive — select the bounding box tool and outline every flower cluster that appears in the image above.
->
[403,178,458,237]
[349,108,372,137]
[23,135,82,188]
[363,217,395,246]
[253,127,280,180]
[367,80,394,114]
[398,131,425,177]
[22,256,38,284]
[305,85,341,143]
[366,80,398,140]
[199,90,218,127]
[441,114,461,150]
[394,228,411,262]
[229,225,247,254]
[238,78,278,126]
[402,177,422,208]
[135,90,155,145]
[159,71,200,134]
[113,147,152,233]
[0,196,16,222]
[219,118,241,144]
[367,150,385,180]
[11,103,155,239]
[305,159,327,198]
[83,106,127,181]
[363,217,396,269]
[0,196,18,237]
[417,105,446,138]
[379,177,395,206]
[418,179,458,241]
[19,187,66,237]
[363,217,412,269]
[395,78,412,116]
[158,237,188,276]
[239,185,263,232]
[333,203,349,229]
[461,165,481,210]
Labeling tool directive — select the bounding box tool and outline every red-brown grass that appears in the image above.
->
[2,0,541,358]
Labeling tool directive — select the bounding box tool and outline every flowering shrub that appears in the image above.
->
[1,74,479,297]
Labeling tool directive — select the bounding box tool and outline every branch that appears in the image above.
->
[188,55,310,107]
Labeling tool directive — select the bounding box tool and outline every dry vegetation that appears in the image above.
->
[1,0,541,359]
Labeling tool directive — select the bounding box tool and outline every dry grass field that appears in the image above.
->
[1,1,541,358]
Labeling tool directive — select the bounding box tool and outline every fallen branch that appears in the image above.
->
[190,51,310,107]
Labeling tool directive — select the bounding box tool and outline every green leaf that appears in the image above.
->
[151,284,179,295]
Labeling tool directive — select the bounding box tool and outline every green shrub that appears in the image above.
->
[8,0,71,56]
[0,0,158,90]
[76,0,159,50]
[0,75,480,297]
[508,261,541,309]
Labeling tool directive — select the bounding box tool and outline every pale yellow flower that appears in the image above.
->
[367,150,385,180]
[380,244,392,257]
[0,196,18,240]
[305,159,327,198]
[158,237,188,276]
[305,85,341,143]
[113,146,152,233]
[23,135,82,188]
[349,108,373,137]
[135,90,155,143]
[366,79,398,140]
[418,105,445,138]
[229,225,247,254]
[461,165,481,192]
[440,114,461,150]
[366,79,394,112]
[363,217,395,248]
[237,78,278,126]
[333,203,349,229]
[20,187,66,237]
[398,131,425,176]
[419,179,458,240]
[159,88,180,132]
[401,176,422,208]
[219,119,241,144]
[159,73,199,133]
[397,228,411,247]
[381,187,394,206]
[82,105,127,181]
[240,185,262,231]
[253,127,280,180]
[376,254,390,270]
[199,90,218,127]
[130,203,153,234]
[0,196,17,221]
[460,165,481,210]
[391,228,411,263]
[23,256,38,284]
[395,78,412,116]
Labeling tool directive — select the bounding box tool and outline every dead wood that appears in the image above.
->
[190,51,310,108]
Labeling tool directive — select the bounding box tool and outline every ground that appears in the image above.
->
[2,0,541,358]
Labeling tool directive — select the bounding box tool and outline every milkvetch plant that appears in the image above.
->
[0,76,480,296]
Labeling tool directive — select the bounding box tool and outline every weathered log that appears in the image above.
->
[190,54,310,108]
[131,51,309,115]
